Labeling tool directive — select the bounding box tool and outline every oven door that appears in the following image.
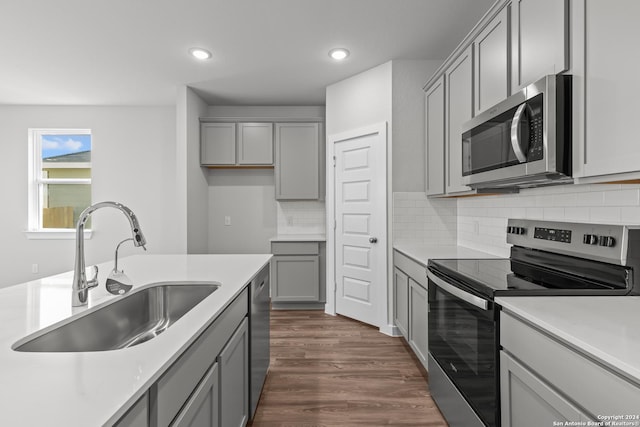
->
[427,270,498,427]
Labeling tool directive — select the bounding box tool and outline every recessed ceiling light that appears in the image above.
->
[189,48,212,60]
[329,48,350,61]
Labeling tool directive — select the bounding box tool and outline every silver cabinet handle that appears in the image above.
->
[510,103,529,163]
[369,237,378,243]
[427,271,488,311]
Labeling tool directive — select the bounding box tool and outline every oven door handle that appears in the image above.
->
[427,271,489,311]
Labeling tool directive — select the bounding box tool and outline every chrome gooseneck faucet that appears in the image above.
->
[72,201,147,307]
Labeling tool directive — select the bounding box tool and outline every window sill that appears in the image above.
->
[24,230,92,240]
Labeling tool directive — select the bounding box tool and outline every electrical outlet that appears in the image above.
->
[224,216,231,226]
[31,264,38,274]
[473,221,480,235]
[286,216,294,226]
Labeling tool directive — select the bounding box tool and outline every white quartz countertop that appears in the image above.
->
[497,296,640,385]
[393,242,498,266]
[270,234,326,242]
[0,253,271,427]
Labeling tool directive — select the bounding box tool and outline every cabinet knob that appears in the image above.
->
[369,237,378,244]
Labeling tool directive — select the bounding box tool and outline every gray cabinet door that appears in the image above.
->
[579,0,640,178]
[425,76,446,196]
[500,351,591,426]
[115,393,148,427]
[271,255,320,302]
[474,6,509,115]
[511,0,568,92]
[445,46,474,195]
[393,267,409,338]
[220,318,249,427]
[238,123,273,165]
[408,278,428,369]
[201,123,236,165]
[275,123,321,200]
[171,363,219,427]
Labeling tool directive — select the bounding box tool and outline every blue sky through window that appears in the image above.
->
[41,134,92,159]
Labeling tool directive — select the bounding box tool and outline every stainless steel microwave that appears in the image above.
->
[461,74,572,190]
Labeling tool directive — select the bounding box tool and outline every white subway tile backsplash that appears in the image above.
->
[277,201,326,234]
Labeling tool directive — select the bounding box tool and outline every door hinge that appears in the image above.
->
[332,155,336,167]
[334,219,337,230]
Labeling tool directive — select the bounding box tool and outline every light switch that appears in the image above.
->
[224,216,231,226]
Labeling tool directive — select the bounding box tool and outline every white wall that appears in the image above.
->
[325,62,392,136]
[207,169,276,254]
[0,105,178,288]
[176,86,210,254]
[391,60,442,192]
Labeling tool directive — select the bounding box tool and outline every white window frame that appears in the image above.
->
[25,128,92,240]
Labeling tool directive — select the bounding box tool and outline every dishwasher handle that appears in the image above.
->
[427,271,489,311]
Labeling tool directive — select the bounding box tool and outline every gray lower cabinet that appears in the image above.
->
[501,311,640,422]
[408,278,428,367]
[270,241,324,309]
[115,393,149,427]
[171,363,219,427]
[393,250,429,371]
[116,289,250,427]
[274,123,322,200]
[393,267,409,338]
[500,352,590,426]
[219,318,250,427]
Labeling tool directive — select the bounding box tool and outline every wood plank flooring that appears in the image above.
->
[249,310,448,426]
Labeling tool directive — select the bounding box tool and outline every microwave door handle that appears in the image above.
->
[510,103,529,163]
[427,271,489,311]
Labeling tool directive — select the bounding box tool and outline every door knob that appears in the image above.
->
[369,237,378,243]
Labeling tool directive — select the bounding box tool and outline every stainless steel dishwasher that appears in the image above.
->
[249,264,270,419]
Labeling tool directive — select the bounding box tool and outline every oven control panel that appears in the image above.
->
[534,227,572,243]
[506,219,635,265]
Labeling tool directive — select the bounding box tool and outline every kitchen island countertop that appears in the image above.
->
[0,253,271,426]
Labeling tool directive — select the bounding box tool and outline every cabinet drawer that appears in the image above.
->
[501,312,640,416]
[393,250,427,288]
[271,242,319,255]
[155,289,248,427]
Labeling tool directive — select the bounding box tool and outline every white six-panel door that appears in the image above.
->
[333,126,386,327]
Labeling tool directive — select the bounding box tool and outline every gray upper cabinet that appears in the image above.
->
[238,123,273,165]
[445,46,474,195]
[201,123,236,165]
[474,5,510,115]
[574,0,640,179]
[510,0,568,93]
[201,122,274,166]
[425,75,446,197]
[275,123,322,200]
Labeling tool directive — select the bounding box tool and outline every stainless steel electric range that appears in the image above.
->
[426,219,640,427]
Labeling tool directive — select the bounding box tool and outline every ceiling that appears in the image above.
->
[0,0,494,106]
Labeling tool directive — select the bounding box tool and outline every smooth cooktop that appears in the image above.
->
[428,257,629,300]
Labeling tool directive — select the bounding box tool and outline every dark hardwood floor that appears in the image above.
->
[249,310,448,426]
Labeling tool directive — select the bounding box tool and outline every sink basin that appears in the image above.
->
[14,282,219,352]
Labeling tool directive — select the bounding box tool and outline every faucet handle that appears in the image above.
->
[87,265,99,289]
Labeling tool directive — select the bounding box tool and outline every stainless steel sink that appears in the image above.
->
[14,282,219,352]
